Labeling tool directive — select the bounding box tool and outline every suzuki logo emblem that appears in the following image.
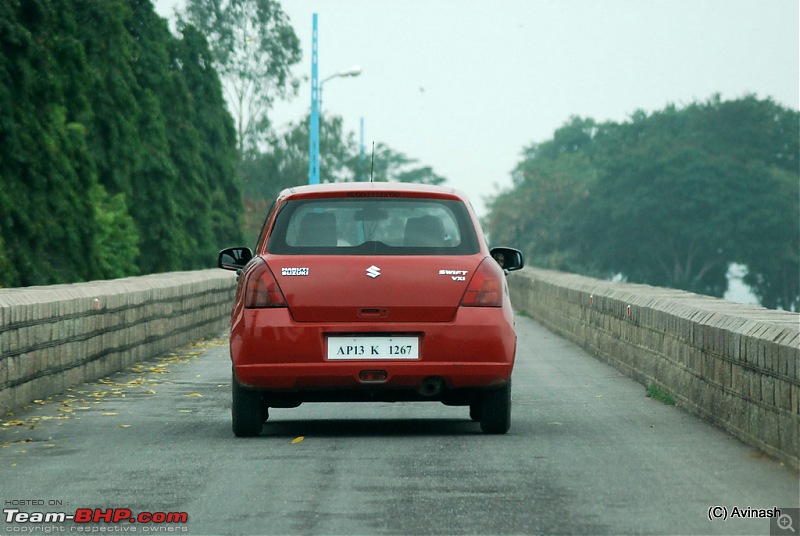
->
[366,265,381,279]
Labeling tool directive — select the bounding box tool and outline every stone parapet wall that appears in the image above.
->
[508,267,799,469]
[0,270,237,413]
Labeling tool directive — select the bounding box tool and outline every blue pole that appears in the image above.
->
[308,13,320,184]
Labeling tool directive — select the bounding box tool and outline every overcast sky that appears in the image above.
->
[155,0,799,216]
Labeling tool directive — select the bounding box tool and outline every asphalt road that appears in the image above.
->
[1,315,797,535]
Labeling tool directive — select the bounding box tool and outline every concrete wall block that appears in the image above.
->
[762,409,780,452]
[716,358,732,389]
[778,414,798,461]
[761,375,776,406]
[750,372,762,402]
[776,379,792,412]
[730,363,746,395]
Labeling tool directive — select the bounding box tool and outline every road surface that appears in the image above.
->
[1,315,797,535]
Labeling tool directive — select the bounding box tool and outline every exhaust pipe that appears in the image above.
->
[418,376,444,397]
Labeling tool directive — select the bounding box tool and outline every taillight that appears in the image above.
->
[460,258,504,307]
[243,259,287,308]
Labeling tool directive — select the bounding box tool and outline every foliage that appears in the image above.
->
[486,96,800,309]
[91,184,140,280]
[486,119,596,273]
[239,113,449,245]
[178,0,302,153]
[0,0,99,286]
[0,0,241,287]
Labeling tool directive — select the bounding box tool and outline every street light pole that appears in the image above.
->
[307,15,362,185]
[320,66,362,111]
[308,13,320,184]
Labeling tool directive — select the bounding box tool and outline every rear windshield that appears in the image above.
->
[266,198,480,255]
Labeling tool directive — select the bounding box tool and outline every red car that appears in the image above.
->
[218,182,523,436]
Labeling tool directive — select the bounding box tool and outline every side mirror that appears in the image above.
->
[218,247,253,271]
[490,247,524,272]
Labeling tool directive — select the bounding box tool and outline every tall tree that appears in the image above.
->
[174,25,243,251]
[0,0,100,286]
[487,96,799,308]
[486,117,597,272]
[179,0,302,153]
[239,113,449,244]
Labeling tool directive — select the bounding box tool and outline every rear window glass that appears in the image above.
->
[266,198,480,255]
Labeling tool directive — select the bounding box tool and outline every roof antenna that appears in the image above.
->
[370,142,375,183]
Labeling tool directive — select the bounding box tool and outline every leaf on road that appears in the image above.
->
[2,421,26,427]
[186,393,203,397]
[291,436,305,445]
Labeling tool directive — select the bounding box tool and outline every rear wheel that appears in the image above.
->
[479,381,511,434]
[469,402,482,422]
[232,375,264,437]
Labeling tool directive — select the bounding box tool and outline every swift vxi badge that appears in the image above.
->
[439,269,468,282]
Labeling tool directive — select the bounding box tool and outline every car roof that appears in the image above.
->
[276,182,471,203]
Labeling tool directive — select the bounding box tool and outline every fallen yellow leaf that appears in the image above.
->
[291,436,305,445]
[3,421,25,427]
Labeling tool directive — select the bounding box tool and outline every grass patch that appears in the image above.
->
[646,384,676,405]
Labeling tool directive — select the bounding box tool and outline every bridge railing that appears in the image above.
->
[1,267,797,468]
[508,267,799,470]
[0,270,237,414]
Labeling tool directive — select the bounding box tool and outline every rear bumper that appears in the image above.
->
[231,306,516,391]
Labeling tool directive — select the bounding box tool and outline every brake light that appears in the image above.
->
[243,259,287,308]
[460,258,504,307]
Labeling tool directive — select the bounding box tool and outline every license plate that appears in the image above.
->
[327,336,419,360]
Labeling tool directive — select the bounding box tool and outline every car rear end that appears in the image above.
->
[222,183,520,435]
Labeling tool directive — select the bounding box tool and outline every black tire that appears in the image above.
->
[232,375,264,437]
[479,381,511,434]
[469,402,482,422]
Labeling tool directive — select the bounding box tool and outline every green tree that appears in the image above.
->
[487,96,799,308]
[238,113,449,244]
[91,184,140,279]
[239,113,355,243]
[486,151,595,273]
[738,165,799,311]
[73,0,142,198]
[179,0,302,153]
[584,140,740,295]
[0,0,100,286]
[486,117,597,271]
[0,0,243,287]
[175,25,242,251]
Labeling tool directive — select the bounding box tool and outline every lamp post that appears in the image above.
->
[320,66,362,111]
[308,14,362,184]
